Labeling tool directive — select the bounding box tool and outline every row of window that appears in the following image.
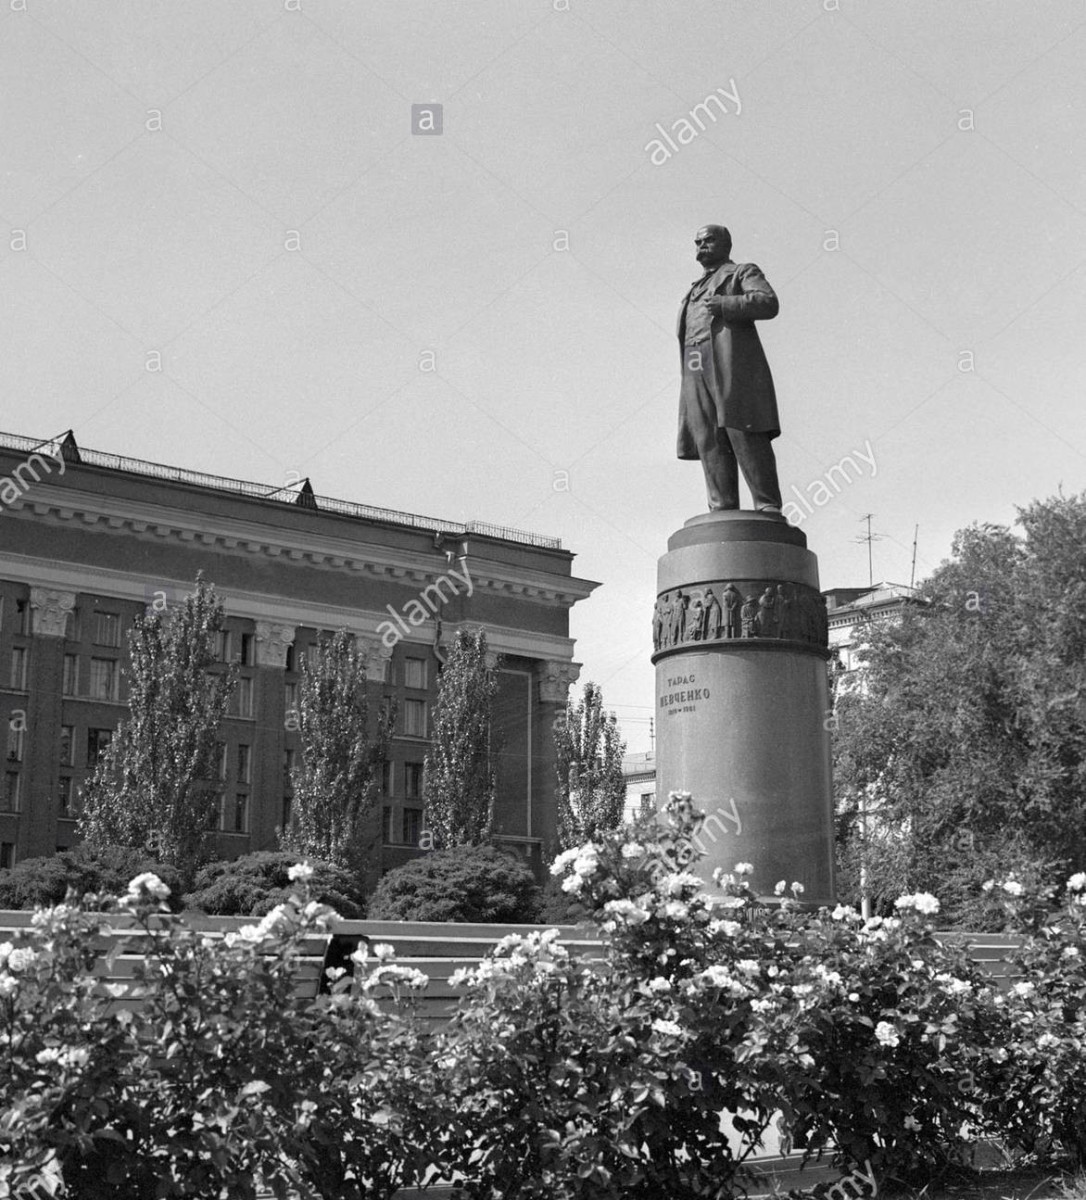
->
[383,805,423,846]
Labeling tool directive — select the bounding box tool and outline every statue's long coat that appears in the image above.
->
[677,260,780,459]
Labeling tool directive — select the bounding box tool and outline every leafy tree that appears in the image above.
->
[833,493,1086,926]
[553,681,627,850]
[184,850,366,917]
[280,629,394,870]
[423,629,498,848]
[79,576,235,885]
[366,843,540,923]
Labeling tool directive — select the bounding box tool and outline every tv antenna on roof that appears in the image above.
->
[854,514,886,588]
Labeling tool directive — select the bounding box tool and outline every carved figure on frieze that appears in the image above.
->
[776,583,795,639]
[659,594,674,650]
[669,590,688,645]
[722,584,741,638]
[687,596,704,640]
[29,588,76,638]
[701,588,722,640]
[741,594,758,638]
[758,586,778,638]
[652,599,664,651]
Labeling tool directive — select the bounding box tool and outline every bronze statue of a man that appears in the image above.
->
[677,225,783,512]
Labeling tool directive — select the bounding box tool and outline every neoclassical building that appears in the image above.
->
[0,431,596,876]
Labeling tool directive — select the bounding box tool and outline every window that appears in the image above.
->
[15,598,31,635]
[402,699,427,738]
[63,654,79,696]
[382,805,395,844]
[404,762,424,800]
[402,808,422,846]
[0,842,13,870]
[237,744,251,784]
[233,677,254,719]
[60,725,74,766]
[64,607,79,641]
[87,728,113,766]
[88,657,120,702]
[7,727,24,764]
[57,776,75,815]
[212,630,230,662]
[404,657,427,690]
[231,793,249,834]
[382,760,393,796]
[640,792,656,816]
[285,643,296,672]
[9,647,28,690]
[93,612,121,647]
[2,772,19,811]
[235,633,254,667]
[213,741,226,782]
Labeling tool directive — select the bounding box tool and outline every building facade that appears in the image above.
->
[0,431,596,876]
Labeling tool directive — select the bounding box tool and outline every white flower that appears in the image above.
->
[981,880,995,893]
[708,919,742,938]
[1002,880,1024,897]
[350,944,369,965]
[774,880,787,896]
[830,904,860,922]
[288,862,314,883]
[661,900,688,920]
[1011,981,1035,998]
[0,975,16,998]
[663,871,703,896]
[734,862,754,876]
[126,872,170,901]
[372,943,395,961]
[814,966,842,987]
[1066,872,1086,893]
[362,965,428,991]
[847,992,860,1002]
[560,875,583,894]
[790,882,805,896]
[651,1018,683,1037]
[895,892,940,915]
[735,959,761,975]
[874,1021,900,1048]
[1062,946,1080,959]
[0,942,12,966]
[647,977,672,994]
[549,848,580,876]
[7,948,37,973]
[620,842,645,859]
[603,899,649,926]
[798,1053,815,1069]
[904,1115,920,1131]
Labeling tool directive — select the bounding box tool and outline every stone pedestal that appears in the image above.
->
[652,511,835,906]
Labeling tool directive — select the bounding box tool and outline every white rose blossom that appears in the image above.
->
[288,862,314,883]
[1066,872,1086,893]
[126,872,171,902]
[874,1021,900,1048]
[734,862,754,876]
[894,892,940,915]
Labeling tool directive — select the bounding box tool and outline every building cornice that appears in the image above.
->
[7,486,598,608]
[0,552,579,665]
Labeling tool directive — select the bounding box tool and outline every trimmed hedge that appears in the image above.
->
[0,846,183,910]
[367,843,541,924]
[183,851,366,918]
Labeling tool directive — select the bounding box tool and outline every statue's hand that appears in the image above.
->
[703,295,726,317]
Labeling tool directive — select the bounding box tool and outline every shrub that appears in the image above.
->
[535,871,590,925]
[0,845,182,910]
[183,850,365,917]
[367,844,541,924]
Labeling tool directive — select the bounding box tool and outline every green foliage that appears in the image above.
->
[78,575,236,885]
[553,680,627,850]
[184,850,366,917]
[535,871,590,925]
[423,629,498,848]
[834,494,1086,926]
[0,870,432,1199]
[0,844,182,910]
[366,843,541,924]
[280,629,394,870]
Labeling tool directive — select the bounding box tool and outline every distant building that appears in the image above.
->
[0,430,597,876]
[825,582,924,692]
[622,750,656,824]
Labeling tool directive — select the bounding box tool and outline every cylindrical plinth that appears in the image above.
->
[652,510,835,906]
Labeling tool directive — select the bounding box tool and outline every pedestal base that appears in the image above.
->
[652,511,836,906]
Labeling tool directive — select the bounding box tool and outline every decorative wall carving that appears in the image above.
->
[356,634,394,682]
[29,588,76,638]
[254,621,296,668]
[538,659,581,703]
[652,581,828,654]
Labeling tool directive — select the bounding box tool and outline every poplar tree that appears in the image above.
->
[79,576,235,884]
[554,681,627,850]
[423,629,498,848]
[280,630,394,868]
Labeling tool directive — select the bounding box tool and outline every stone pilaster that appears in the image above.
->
[537,659,581,704]
[29,588,76,638]
[254,621,295,669]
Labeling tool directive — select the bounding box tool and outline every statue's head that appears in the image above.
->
[695,225,732,267]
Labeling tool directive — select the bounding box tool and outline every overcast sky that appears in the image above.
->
[3,0,1084,752]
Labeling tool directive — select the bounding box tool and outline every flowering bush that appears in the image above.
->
[979,870,1086,1165]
